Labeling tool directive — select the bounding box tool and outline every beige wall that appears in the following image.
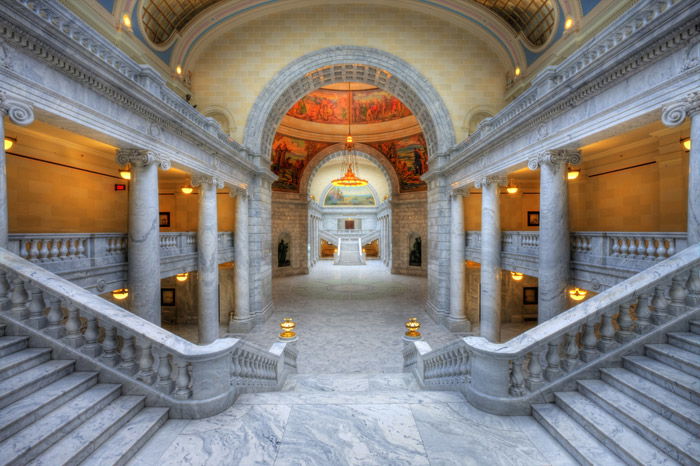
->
[158,192,235,232]
[191,4,507,143]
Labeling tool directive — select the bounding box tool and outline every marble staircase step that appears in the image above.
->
[600,367,700,436]
[0,359,75,409]
[0,348,51,379]
[237,387,466,405]
[0,336,28,357]
[28,395,146,466]
[80,407,169,466]
[577,379,699,464]
[668,332,700,355]
[0,383,122,466]
[623,355,700,404]
[689,320,700,335]
[0,371,97,442]
[531,402,624,466]
[553,391,676,465]
[646,344,700,378]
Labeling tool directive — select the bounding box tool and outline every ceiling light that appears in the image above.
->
[112,288,129,300]
[121,14,132,29]
[176,65,183,75]
[681,137,691,151]
[506,181,518,194]
[332,83,368,187]
[119,167,131,180]
[564,18,574,30]
[567,167,580,180]
[511,271,523,281]
[514,67,521,77]
[181,184,194,194]
[176,272,188,282]
[4,137,16,151]
[569,287,587,301]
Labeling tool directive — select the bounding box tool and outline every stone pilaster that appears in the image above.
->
[426,174,451,322]
[248,174,273,323]
[476,176,506,342]
[192,174,223,344]
[529,149,580,322]
[229,188,253,333]
[662,92,700,244]
[116,149,170,325]
[448,189,470,332]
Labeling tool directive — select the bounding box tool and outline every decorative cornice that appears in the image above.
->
[0,92,33,125]
[661,92,700,127]
[527,149,581,170]
[191,174,224,189]
[116,149,171,170]
[474,176,506,189]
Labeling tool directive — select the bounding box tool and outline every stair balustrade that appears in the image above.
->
[0,248,295,418]
[405,243,700,415]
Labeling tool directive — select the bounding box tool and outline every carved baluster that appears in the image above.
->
[68,239,77,258]
[633,293,651,335]
[77,239,86,258]
[28,240,39,261]
[666,239,676,257]
[611,239,620,256]
[63,304,84,347]
[509,357,526,396]
[686,267,700,306]
[668,274,688,316]
[136,340,155,384]
[59,239,69,259]
[0,271,10,310]
[19,240,29,260]
[598,309,616,352]
[44,295,65,338]
[616,302,635,343]
[156,351,174,394]
[650,284,670,324]
[580,319,599,362]
[81,315,101,356]
[118,333,137,374]
[26,284,47,329]
[655,238,667,259]
[49,239,59,260]
[645,238,656,259]
[619,238,629,257]
[545,339,563,381]
[9,278,29,320]
[562,328,580,372]
[101,324,119,366]
[627,237,637,258]
[526,348,545,391]
[39,240,49,261]
[173,359,191,400]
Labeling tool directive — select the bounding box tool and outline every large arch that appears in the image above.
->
[243,46,456,160]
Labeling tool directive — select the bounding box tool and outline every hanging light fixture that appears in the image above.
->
[506,180,519,194]
[567,166,580,180]
[112,288,129,300]
[180,183,194,194]
[569,287,587,301]
[331,83,368,188]
[118,167,131,180]
[511,271,524,281]
[176,272,189,282]
[4,137,16,151]
[681,137,691,151]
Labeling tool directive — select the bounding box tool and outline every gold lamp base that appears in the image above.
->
[404,317,421,340]
[279,317,298,341]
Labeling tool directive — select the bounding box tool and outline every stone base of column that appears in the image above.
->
[256,302,274,323]
[228,318,255,333]
[446,317,471,333]
[425,300,445,325]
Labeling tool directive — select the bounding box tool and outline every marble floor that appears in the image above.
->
[133,263,573,465]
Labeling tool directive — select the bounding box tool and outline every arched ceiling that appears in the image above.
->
[141,0,220,45]
[472,0,555,47]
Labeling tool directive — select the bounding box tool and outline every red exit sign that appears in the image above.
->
[114,184,127,191]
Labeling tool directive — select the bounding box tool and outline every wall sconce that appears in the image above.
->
[118,167,131,180]
[681,137,691,151]
[176,272,189,282]
[180,183,194,194]
[569,287,587,301]
[567,167,580,180]
[121,13,132,29]
[511,271,524,281]
[112,288,129,300]
[514,66,521,77]
[564,18,574,30]
[506,181,519,194]
[176,65,183,76]
[4,137,16,151]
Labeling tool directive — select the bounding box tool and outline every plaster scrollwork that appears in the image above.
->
[661,92,700,127]
[116,149,171,170]
[682,37,700,71]
[192,174,224,189]
[527,149,581,170]
[0,38,15,70]
[474,176,506,189]
[228,185,249,198]
[0,93,35,126]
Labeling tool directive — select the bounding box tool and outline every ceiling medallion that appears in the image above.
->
[331,83,368,188]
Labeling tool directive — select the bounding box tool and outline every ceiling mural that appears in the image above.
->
[271,135,332,192]
[369,134,428,192]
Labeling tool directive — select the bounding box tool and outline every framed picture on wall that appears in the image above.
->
[161,288,176,306]
[523,287,538,305]
[527,211,540,227]
[159,212,171,227]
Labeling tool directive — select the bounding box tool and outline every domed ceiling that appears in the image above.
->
[271,83,428,194]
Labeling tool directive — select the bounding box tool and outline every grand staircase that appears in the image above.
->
[533,320,700,465]
[334,238,365,266]
[0,323,168,466]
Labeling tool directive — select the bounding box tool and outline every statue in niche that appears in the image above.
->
[409,236,422,267]
[278,239,291,267]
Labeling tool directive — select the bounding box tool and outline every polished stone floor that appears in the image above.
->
[133,263,573,465]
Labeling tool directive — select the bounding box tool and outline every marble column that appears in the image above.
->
[529,150,580,322]
[662,92,700,244]
[477,176,505,342]
[448,190,470,332]
[193,174,222,344]
[229,189,253,333]
[0,96,34,248]
[116,150,170,325]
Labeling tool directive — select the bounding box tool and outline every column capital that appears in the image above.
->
[528,149,581,170]
[474,175,506,189]
[450,186,469,197]
[192,173,224,189]
[116,149,171,170]
[0,93,34,126]
[228,184,249,198]
[661,92,700,126]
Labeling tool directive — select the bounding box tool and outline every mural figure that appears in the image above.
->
[278,239,290,267]
[286,88,411,124]
[409,236,422,267]
[271,135,331,192]
[370,134,428,191]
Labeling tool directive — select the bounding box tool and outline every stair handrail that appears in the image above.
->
[0,247,294,418]
[405,243,700,415]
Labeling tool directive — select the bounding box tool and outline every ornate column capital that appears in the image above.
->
[451,185,470,197]
[474,175,506,189]
[192,173,224,189]
[116,149,171,170]
[661,92,700,126]
[0,93,34,126]
[528,149,581,170]
[228,184,249,198]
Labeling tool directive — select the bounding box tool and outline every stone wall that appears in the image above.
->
[391,191,427,276]
[272,192,309,277]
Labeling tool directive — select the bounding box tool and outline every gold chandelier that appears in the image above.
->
[331,83,368,187]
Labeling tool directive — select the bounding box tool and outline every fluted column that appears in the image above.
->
[0,95,34,248]
[193,174,222,344]
[529,150,580,322]
[662,92,700,244]
[229,188,253,333]
[448,189,470,331]
[117,149,170,324]
[477,176,505,342]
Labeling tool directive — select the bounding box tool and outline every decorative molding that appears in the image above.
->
[661,92,700,127]
[192,174,224,189]
[0,92,34,125]
[474,176,506,189]
[527,149,581,170]
[116,149,170,170]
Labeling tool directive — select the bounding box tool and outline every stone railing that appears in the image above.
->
[465,231,688,290]
[6,232,235,292]
[406,243,700,415]
[0,248,295,418]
